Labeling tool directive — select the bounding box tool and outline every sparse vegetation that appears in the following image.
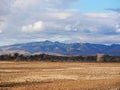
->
[0,53,120,62]
[0,62,120,90]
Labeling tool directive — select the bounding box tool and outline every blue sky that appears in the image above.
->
[75,0,120,12]
[0,0,120,46]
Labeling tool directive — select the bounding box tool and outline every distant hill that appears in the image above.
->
[0,40,120,56]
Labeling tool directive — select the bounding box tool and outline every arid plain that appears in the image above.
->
[0,61,120,90]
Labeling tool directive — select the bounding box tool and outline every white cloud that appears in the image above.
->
[22,21,45,33]
[115,24,120,33]
[12,0,79,11]
[85,13,113,18]
[116,28,120,33]
[0,21,6,32]
[48,12,72,19]
[115,24,120,28]
[0,0,14,15]
[12,0,37,10]
[65,25,71,31]
[0,30,2,33]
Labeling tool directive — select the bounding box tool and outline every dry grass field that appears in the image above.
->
[0,61,120,90]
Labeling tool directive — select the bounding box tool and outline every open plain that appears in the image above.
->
[0,61,120,90]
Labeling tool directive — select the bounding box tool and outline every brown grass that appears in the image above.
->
[0,61,120,90]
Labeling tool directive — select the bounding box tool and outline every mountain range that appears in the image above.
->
[0,40,120,56]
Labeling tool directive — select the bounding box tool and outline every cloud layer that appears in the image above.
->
[0,0,120,46]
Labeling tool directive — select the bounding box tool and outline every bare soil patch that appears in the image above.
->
[0,61,120,90]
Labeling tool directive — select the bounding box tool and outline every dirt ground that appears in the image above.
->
[0,61,120,90]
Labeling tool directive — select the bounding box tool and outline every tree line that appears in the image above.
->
[0,53,120,62]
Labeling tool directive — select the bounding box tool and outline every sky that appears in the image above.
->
[0,0,120,46]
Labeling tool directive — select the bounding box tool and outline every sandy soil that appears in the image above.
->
[0,61,120,90]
